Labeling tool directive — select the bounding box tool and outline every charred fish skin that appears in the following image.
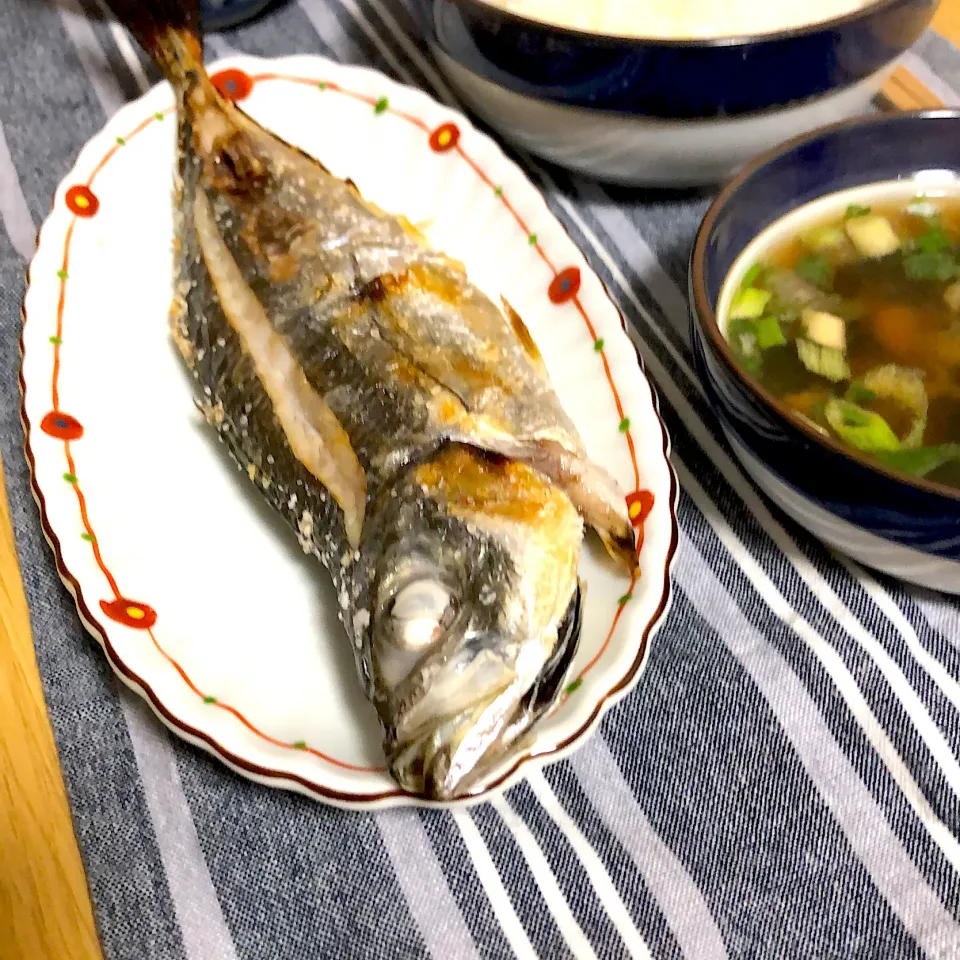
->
[188,99,636,562]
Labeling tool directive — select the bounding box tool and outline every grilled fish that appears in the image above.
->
[110,0,637,799]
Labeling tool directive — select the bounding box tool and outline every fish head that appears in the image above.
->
[366,445,584,800]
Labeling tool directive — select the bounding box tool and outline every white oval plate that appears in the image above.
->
[21,55,677,808]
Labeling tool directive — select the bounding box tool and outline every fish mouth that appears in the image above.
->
[387,581,583,801]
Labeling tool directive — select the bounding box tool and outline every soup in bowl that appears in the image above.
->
[690,111,960,593]
[410,0,939,186]
[721,185,960,490]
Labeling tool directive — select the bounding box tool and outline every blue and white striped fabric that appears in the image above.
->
[2,2,960,957]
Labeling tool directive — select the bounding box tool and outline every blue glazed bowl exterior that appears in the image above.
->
[689,111,960,563]
[411,0,938,119]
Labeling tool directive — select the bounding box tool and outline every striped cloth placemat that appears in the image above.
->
[1,2,959,958]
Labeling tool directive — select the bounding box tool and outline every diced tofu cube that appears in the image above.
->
[844,215,901,258]
[945,281,960,312]
[802,308,847,352]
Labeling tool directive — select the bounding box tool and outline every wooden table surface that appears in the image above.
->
[0,8,958,958]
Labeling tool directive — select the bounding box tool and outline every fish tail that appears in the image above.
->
[104,0,204,86]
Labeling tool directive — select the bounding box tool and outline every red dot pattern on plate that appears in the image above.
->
[65,185,99,217]
[626,490,655,527]
[548,267,581,304]
[100,598,157,629]
[429,122,460,153]
[212,68,254,102]
[41,411,83,441]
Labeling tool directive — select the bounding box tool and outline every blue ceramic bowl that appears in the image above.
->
[689,110,960,594]
[411,0,939,186]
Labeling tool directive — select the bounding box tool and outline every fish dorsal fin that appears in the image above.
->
[193,190,368,547]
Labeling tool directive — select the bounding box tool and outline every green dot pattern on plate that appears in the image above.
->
[116,136,126,145]
[594,338,605,352]
[294,740,308,750]
[318,81,327,90]
[155,111,165,121]
[566,677,583,695]
[495,186,504,197]
[49,335,62,345]
[374,97,389,114]
[619,417,631,433]
[528,234,538,245]
[203,695,217,704]
[63,473,77,484]
[57,269,68,280]
[80,532,95,542]
[618,592,633,605]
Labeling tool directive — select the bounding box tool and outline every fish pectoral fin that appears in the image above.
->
[553,467,637,573]
[514,439,638,573]
[193,189,368,547]
[444,428,638,573]
[595,525,640,574]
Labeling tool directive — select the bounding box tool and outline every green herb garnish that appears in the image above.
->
[796,253,834,290]
[903,251,959,282]
[845,203,872,219]
[914,224,952,254]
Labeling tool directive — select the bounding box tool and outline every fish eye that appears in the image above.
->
[388,578,459,651]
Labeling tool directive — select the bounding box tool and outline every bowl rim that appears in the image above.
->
[690,107,960,504]
[456,0,916,49]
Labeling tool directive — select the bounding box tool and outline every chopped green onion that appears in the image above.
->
[796,339,850,383]
[824,398,900,453]
[875,443,960,477]
[796,254,834,290]
[729,287,772,320]
[845,203,871,219]
[754,315,786,350]
[861,364,928,449]
[845,383,878,405]
[740,263,763,290]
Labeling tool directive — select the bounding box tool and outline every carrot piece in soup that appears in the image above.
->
[870,304,926,362]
